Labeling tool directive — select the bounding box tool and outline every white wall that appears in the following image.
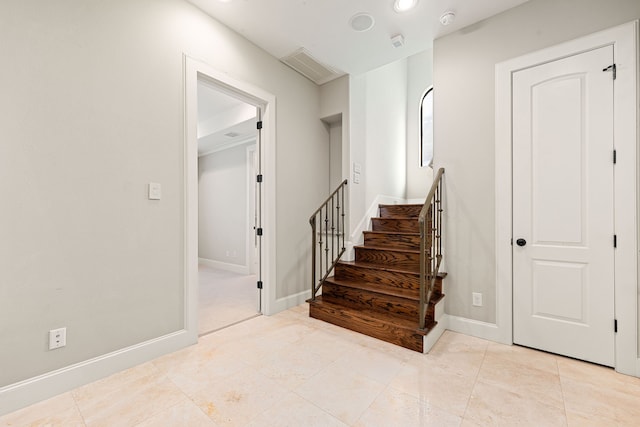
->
[0,0,327,407]
[433,0,640,323]
[406,49,434,200]
[347,60,410,238]
[198,143,253,268]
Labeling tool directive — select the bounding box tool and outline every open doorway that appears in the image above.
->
[196,78,260,335]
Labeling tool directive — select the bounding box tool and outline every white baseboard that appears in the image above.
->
[270,289,312,314]
[198,258,249,275]
[445,314,508,344]
[0,330,196,416]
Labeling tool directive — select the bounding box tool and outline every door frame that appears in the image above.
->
[495,21,638,375]
[184,55,277,344]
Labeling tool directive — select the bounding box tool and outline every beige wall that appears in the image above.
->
[434,0,640,322]
[0,0,327,390]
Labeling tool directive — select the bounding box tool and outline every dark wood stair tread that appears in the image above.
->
[338,260,419,275]
[311,295,420,328]
[325,277,446,304]
[324,277,420,300]
[355,245,420,254]
[363,230,420,236]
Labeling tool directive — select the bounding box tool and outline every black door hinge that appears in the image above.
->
[614,234,617,248]
[256,228,263,236]
[613,150,617,164]
[615,319,618,333]
[257,174,263,183]
[256,121,263,130]
[257,281,263,289]
[603,64,617,80]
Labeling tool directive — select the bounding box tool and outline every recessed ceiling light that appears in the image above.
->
[349,13,375,32]
[394,0,418,13]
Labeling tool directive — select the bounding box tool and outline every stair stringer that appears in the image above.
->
[423,295,447,353]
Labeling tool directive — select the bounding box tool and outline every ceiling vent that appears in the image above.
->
[280,48,344,85]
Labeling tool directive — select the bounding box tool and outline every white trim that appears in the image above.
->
[346,194,406,260]
[0,330,193,416]
[185,55,278,321]
[198,258,249,275]
[495,21,638,374]
[423,297,447,353]
[446,315,504,343]
[271,289,313,313]
[197,136,256,158]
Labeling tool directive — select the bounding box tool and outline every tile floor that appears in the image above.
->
[198,265,259,335]
[2,304,640,426]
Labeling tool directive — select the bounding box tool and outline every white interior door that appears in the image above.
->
[512,45,615,366]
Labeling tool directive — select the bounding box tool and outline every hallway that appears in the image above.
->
[3,304,640,426]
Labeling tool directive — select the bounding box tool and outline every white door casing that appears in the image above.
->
[512,46,615,366]
[495,21,637,375]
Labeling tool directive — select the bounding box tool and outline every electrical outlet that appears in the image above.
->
[472,292,483,307]
[49,327,66,350]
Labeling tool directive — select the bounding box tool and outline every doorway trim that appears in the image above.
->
[184,55,277,343]
[495,21,638,375]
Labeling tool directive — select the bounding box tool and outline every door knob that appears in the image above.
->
[516,238,527,247]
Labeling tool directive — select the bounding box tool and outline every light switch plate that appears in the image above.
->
[148,183,161,200]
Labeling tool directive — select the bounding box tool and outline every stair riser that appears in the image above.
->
[379,205,424,218]
[363,232,423,250]
[355,247,420,270]
[335,263,419,291]
[372,218,419,233]
[309,302,423,352]
[334,264,444,295]
[322,282,419,320]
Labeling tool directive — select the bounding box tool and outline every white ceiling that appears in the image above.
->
[187,0,530,77]
[197,80,257,156]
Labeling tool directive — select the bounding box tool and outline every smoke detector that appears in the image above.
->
[391,34,405,48]
[439,11,456,26]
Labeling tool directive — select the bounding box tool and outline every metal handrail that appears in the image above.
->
[309,179,348,300]
[418,168,445,330]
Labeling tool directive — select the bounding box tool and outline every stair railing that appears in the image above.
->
[309,179,348,301]
[418,168,445,330]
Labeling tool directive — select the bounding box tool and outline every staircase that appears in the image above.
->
[308,203,445,352]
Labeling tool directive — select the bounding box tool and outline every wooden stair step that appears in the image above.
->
[309,296,431,352]
[335,260,420,289]
[324,277,419,300]
[363,230,421,250]
[371,217,420,233]
[379,204,424,218]
[354,245,420,269]
[322,279,420,320]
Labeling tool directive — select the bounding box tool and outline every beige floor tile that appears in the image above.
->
[73,367,185,427]
[154,346,250,397]
[485,342,559,375]
[560,375,640,426]
[133,397,218,427]
[190,366,290,426]
[389,356,476,416]
[355,386,462,427]
[477,352,563,409]
[424,331,488,378]
[464,381,567,426]
[294,364,386,425]
[245,392,347,427]
[0,392,85,427]
[328,344,407,385]
[255,342,336,389]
